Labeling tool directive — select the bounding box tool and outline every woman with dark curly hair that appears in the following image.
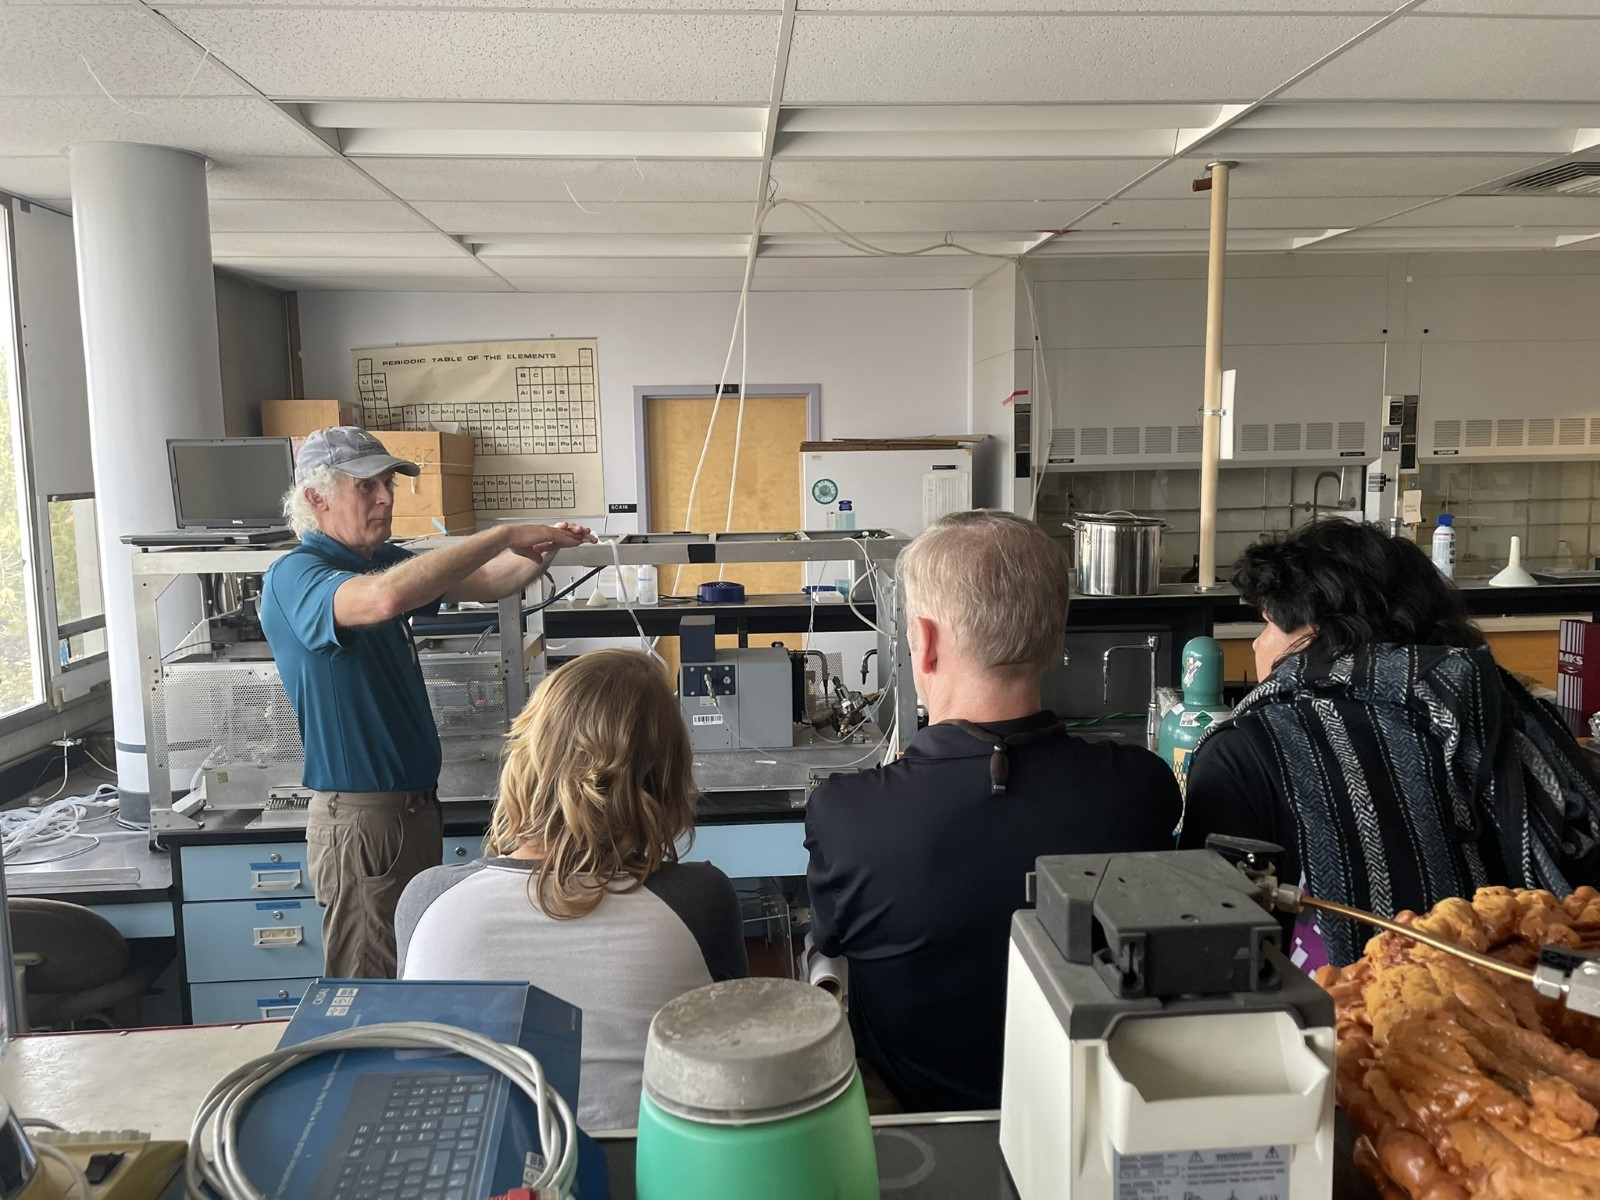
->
[1179,519,1600,968]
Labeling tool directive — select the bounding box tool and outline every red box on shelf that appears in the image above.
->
[1557,619,1600,719]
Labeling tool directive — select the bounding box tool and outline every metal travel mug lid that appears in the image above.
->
[642,978,857,1125]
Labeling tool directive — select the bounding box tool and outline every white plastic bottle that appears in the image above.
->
[636,563,659,606]
[835,500,856,531]
[1431,513,1455,580]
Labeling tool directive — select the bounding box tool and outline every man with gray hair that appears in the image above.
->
[261,427,594,979]
[805,510,1180,1112]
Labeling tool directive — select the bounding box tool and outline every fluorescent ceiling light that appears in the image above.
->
[1203,102,1600,158]
[775,104,1245,161]
[293,102,766,159]
[469,234,752,258]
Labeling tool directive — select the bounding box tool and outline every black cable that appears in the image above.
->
[411,568,605,638]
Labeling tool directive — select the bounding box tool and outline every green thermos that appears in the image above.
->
[635,978,880,1200]
[1157,635,1232,792]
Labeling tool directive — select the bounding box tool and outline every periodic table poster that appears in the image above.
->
[352,337,604,517]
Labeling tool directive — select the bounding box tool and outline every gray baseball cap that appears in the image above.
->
[295,427,421,483]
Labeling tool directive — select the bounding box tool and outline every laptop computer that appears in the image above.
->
[123,437,297,546]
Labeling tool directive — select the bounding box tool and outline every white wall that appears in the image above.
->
[1025,251,1600,473]
[296,288,973,517]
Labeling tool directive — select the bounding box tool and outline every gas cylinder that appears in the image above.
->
[1157,636,1232,792]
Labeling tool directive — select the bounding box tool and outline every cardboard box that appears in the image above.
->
[393,469,474,517]
[1558,619,1600,718]
[373,430,475,473]
[262,399,362,438]
[391,510,477,538]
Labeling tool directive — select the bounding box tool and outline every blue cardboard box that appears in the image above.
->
[236,978,607,1199]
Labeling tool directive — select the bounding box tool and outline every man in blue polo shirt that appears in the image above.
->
[261,427,594,978]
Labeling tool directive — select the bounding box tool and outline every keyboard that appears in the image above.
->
[315,1070,493,1200]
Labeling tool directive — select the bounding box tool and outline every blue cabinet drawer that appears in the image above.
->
[182,842,313,902]
[190,977,316,1024]
[679,822,808,880]
[443,834,483,864]
[183,898,325,983]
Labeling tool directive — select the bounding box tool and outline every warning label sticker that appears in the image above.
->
[1114,1144,1290,1200]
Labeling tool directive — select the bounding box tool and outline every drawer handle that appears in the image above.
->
[253,925,305,948]
[251,868,303,892]
[258,1003,300,1019]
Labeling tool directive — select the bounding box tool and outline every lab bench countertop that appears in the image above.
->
[154,798,495,848]
[1,1022,1380,1200]
[5,826,172,903]
[155,789,809,848]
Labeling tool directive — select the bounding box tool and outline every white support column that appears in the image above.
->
[70,143,224,812]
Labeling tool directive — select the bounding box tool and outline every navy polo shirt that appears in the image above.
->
[260,531,442,793]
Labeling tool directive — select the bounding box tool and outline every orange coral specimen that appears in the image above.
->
[1319,887,1600,1200]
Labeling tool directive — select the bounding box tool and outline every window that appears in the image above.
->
[47,494,106,669]
[0,208,43,718]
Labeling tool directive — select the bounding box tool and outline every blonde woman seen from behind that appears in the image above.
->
[395,650,749,1131]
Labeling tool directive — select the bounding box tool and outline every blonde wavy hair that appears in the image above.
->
[490,649,697,919]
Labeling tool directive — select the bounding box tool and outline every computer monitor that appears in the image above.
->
[168,438,294,528]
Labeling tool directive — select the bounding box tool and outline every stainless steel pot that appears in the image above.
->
[1063,510,1166,596]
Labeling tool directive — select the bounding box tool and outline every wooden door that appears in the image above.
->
[644,394,809,671]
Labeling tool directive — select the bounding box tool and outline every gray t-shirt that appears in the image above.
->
[396,857,747,1131]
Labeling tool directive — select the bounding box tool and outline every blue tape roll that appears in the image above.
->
[697,581,746,604]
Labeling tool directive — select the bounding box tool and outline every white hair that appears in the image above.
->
[897,510,1071,676]
[282,466,342,537]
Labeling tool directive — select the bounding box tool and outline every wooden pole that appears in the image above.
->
[1197,160,1235,590]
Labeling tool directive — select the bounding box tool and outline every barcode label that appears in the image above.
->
[692,714,723,727]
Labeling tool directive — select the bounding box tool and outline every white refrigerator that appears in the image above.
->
[799,444,980,692]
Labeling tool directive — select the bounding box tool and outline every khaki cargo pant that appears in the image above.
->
[306,790,442,980]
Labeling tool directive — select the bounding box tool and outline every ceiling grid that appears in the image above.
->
[0,0,1594,291]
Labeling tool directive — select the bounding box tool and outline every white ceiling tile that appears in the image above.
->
[357,158,760,204]
[1069,197,1418,230]
[211,231,467,257]
[0,96,330,158]
[769,159,1161,202]
[158,10,782,103]
[207,200,434,233]
[206,156,391,201]
[1364,195,1600,227]
[0,156,70,205]
[0,7,247,97]
[1123,155,1555,200]
[157,0,781,7]
[415,200,754,235]
[800,1,1388,9]
[1283,15,1600,101]
[1422,1,1600,13]
[784,14,1373,103]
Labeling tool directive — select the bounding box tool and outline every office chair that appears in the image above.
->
[7,899,170,1031]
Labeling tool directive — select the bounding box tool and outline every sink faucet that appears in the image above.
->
[1102,635,1161,750]
[1310,471,1343,523]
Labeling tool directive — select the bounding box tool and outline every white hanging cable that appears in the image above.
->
[186,1022,577,1200]
[1019,264,1055,521]
[609,537,667,670]
[670,201,773,596]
